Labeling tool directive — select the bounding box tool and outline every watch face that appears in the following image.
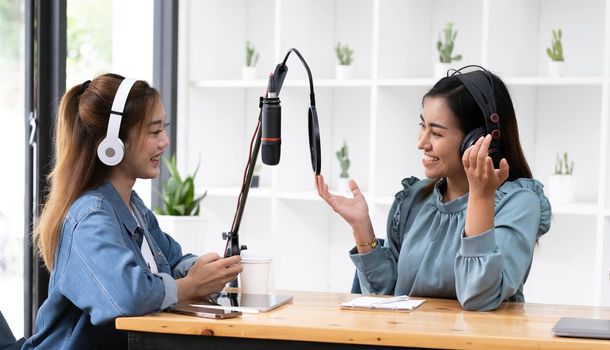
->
[370,239,378,249]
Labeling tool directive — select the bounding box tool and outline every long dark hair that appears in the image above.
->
[420,69,532,198]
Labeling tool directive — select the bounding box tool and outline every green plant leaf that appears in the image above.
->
[156,155,205,216]
[173,204,186,216]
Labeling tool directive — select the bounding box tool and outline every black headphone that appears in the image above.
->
[449,65,502,168]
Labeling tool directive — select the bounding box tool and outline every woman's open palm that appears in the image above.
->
[315,175,370,227]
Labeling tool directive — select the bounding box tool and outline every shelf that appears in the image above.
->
[206,188,357,201]
[503,76,606,86]
[193,76,608,89]
[550,201,600,216]
[192,78,373,88]
[183,0,610,305]
[205,187,273,199]
[277,190,320,201]
[278,190,362,201]
[205,187,603,215]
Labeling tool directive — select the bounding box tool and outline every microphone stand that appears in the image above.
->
[222,99,264,259]
[222,48,321,290]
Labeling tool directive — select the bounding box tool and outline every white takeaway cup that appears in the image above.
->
[239,251,272,295]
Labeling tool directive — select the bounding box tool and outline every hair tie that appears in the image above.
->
[80,80,91,93]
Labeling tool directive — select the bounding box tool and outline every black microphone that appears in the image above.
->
[261,74,281,165]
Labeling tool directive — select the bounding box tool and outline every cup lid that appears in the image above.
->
[240,251,272,262]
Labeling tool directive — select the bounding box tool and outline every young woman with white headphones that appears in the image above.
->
[24,74,242,349]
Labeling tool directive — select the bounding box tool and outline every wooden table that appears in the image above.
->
[116,290,610,349]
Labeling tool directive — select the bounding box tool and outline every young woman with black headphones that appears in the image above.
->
[23,74,242,349]
[316,67,551,311]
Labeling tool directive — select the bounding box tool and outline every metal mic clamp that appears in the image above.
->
[222,231,247,257]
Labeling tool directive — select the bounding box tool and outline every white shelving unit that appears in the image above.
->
[178,0,610,305]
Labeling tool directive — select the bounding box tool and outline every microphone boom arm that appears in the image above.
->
[223,48,321,259]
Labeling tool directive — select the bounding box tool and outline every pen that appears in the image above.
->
[373,295,409,305]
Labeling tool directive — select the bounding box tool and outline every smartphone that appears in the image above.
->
[168,302,242,319]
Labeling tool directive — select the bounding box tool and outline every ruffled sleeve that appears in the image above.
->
[497,178,552,238]
[454,178,551,310]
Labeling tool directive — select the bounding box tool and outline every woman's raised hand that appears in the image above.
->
[315,175,371,229]
[462,134,510,198]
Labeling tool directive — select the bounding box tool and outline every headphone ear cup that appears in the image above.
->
[488,148,502,168]
[460,126,486,156]
[97,137,125,166]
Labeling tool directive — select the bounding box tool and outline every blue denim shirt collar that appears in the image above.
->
[97,181,138,234]
[97,181,171,274]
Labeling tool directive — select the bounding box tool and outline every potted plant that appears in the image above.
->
[335,42,354,79]
[546,28,565,77]
[250,163,261,188]
[242,40,259,80]
[335,140,351,193]
[155,155,208,254]
[547,152,575,203]
[435,22,462,78]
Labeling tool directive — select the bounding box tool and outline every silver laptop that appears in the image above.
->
[552,317,610,339]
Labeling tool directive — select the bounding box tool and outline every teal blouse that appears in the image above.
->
[350,177,552,311]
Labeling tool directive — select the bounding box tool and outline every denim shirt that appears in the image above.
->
[22,181,197,350]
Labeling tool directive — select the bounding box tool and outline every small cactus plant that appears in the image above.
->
[335,42,354,66]
[336,140,350,178]
[554,152,574,175]
[437,22,462,63]
[245,41,259,67]
[546,29,564,62]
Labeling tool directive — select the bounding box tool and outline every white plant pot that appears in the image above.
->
[156,215,208,255]
[336,65,353,79]
[242,66,257,80]
[548,61,565,78]
[547,174,576,203]
[434,62,452,78]
[336,177,351,194]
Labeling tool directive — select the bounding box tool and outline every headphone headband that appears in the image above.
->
[451,66,499,135]
[450,65,503,167]
[111,78,137,115]
[97,78,137,166]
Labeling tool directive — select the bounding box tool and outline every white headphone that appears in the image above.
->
[97,78,137,166]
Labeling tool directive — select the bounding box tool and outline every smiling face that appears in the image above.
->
[417,96,466,181]
[116,98,170,181]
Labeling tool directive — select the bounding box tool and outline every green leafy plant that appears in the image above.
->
[335,140,350,178]
[436,22,462,63]
[155,155,207,216]
[335,42,354,66]
[554,152,574,175]
[546,29,564,62]
[245,40,259,67]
